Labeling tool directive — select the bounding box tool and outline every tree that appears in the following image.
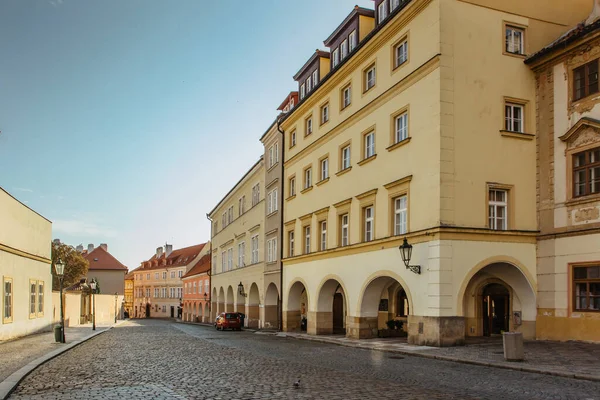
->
[51,241,89,291]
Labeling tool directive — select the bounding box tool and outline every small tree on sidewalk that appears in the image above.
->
[51,241,89,290]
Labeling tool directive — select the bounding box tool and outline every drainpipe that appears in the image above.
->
[276,116,285,331]
[206,213,213,322]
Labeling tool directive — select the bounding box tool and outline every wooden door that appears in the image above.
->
[333,293,345,334]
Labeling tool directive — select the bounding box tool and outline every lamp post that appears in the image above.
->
[399,238,421,274]
[114,292,118,323]
[90,279,97,330]
[54,259,66,343]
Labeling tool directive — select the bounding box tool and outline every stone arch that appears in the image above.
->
[204,302,210,323]
[247,283,260,329]
[285,279,309,333]
[226,286,234,312]
[316,276,349,335]
[236,283,245,313]
[264,283,279,329]
[218,287,225,316]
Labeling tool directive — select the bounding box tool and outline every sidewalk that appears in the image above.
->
[277,332,600,382]
[0,323,117,399]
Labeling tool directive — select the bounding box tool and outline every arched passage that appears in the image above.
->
[316,278,347,335]
[264,283,279,329]
[462,262,536,339]
[247,283,260,329]
[285,281,308,332]
[354,275,412,339]
[204,302,210,323]
[235,284,245,314]
[226,286,235,312]
[199,300,204,321]
[218,287,225,316]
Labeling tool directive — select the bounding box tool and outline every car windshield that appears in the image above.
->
[225,313,237,319]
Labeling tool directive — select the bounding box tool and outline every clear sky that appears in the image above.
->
[0,0,374,269]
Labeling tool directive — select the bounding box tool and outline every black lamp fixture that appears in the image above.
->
[238,282,247,297]
[203,292,208,301]
[399,238,421,274]
[54,259,66,343]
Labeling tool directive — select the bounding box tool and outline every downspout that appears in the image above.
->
[206,213,213,322]
[276,116,285,331]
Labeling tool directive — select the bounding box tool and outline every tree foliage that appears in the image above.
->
[51,241,89,291]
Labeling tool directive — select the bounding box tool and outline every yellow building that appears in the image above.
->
[209,157,269,328]
[526,2,600,343]
[280,0,589,346]
[124,271,133,318]
[0,187,52,340]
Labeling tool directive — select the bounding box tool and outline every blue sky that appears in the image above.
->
[0,0,373,269]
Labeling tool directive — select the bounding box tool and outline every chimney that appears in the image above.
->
[87,243,94,253]
[53,239,61,244]
[156,246,163,257]
[587,0,600,25]
[76,244,84,253]
[99,243,108,251]
[165,244,173,257]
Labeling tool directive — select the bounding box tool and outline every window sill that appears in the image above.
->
[320,119,330,127]
[336,167,352,177]
[301,186,314,194]
[286,195,296,202]
[316,177,330,186]
[565,193,600,207]
[305,132,313,138]
[358,154,377,166]
[391,60,409,75]
[266,261,278,265]
[503,51,527,59]
[500,130,534,140]
[267,162,279,173]
[386,137,411,152]
[266,210,278,218]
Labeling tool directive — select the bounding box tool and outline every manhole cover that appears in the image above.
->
[388,356,405,360]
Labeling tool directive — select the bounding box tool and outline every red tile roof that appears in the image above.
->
[139,243,207,271]
[84,246,128,271]
[182,254,211,278]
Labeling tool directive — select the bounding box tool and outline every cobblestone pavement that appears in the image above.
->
[9,320,600,400]
[0,324,111,382]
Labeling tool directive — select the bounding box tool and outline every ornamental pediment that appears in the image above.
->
[559,117,600,149]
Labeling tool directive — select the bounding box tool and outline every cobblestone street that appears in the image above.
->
[9,320,600,399]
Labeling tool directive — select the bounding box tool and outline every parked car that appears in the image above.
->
[215,312,242,331]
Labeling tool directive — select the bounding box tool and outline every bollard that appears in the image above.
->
[502,331,524,361]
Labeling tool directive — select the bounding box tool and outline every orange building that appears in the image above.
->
[181,254,211,323]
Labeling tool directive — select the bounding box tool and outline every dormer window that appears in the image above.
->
[390,0,400,12]
[290,98,295,108]
[333,49,340,67]
[312,70,318,87]
[300,83,306,100]
[574,59,599,101]
[341,39,348,60]
[378,2,387,23]
[349,30,357,52]
[307,76,312,92]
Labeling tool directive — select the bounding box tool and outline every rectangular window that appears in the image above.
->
[3,278,12,322]
[155,272,159,279]
[573,265,600,312]
[573,147,600,197]
[340,214,349,247]
[304,226,311,254]
[267,238,278,262]
[395,112,408,143]
[321,103,329,124]
[162,305,166,312]
[306,117,313,136]
[394,195,408,235]
[312,70,318,86]
[205,281,209,293]
[488,189,508,230]
[321,158,329,181]
[29,280,36,317]
[365,65,376,92]
[349,30,357,52]
[289,231,295,257]
[269,145,274,168]
[378,2,387,23]
[505,103,524,133]
[320,221,327,251]
[221,251,226,272]
[505,26,524,55]
[340,39,348,60]
[147,288,151,298]
[290,130,297,148]
[161,288,167,298]
[364,132,375,159]
[333,48,340,67]
[300,83,306,99]
[390,0,400,11]
[342,85,352,109]
[147,273,151,280]
[252,184,260,206]
[306,76,312,92]
[251,235,259,263]
[304,167,312,189]
[178,270,183,278]
[155,288,160,298]
[162,271,167,279]
[170,271,175,278]
[394,40,408,68]
[574,59,599,101]
[274,144,279,163]
[341,145,351,170]
[289,176,296,197]
[364,206,374,242]
[238,242,245,267]
[38,281,44,315]
[227,248,233,271]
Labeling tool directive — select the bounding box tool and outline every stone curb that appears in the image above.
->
[279,333,600,383]
[0,322,124,400]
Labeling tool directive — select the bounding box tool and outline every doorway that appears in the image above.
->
[332,293,345,334]
[170,306,175,318]
[482,283,509,336]
[146,303,151,318]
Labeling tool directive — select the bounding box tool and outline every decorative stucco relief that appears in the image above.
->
[567,126,600,150]
[571,206,600,225]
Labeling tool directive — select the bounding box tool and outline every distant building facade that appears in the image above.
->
[79,244,128,295]
[182,255,211,322]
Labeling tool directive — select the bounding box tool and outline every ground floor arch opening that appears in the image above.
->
[316,278,347,335]
[247,283,260,329]
[264,283,279,329]
[226,286,234,313]
[284,281,308,332]
[217,287,225,317]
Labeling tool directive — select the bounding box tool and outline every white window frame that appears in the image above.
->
[378,2,387,22]
[364,206,374,242]
[290,130,297,148]
[365,65,376,91]
[321,103,329,124]
[342,145,351,170]
[312,70,318,86]
[505,103,524,133]
[221,251,226,272]
[395,112,408,143]
[300,83,306,99]
[349,30,357,52]
[274,143,279,163]
[289,231,295,257]
[341,214,349,247]
[268,146,274,168]
[170,271,175,278]
[394,195,408,235]
[505,26,524,55]
[342,85,351,108]
[390,0,400,11]
[321,158,329,181]
[307,76,312,92]
[395,40,408,68]
[155,272,159,279]
[320,221,327,251]
[304,167,312,189]
[340,39,348,60]
[306,117,313,136]
[289,177,296,197]
[251,235,259,263]
[3,278,12,322]
[238,242,245,267]
[333,48,340,67]
[227,248,233,271]
[304,226,311,254]
[365,132,375,159]
[267,238,278,262]
[489,189,508,231]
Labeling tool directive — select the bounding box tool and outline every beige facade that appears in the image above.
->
[0,187,53,340]
[527,8,600,342]
[209,158,267,328]
[280,0,590,345]
[124,273,133,317]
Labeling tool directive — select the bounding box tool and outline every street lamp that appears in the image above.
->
[114,292,118,323]
[238,282,247,297]
[399,238,421,274]
[90,279,97,330]
[54,259,66,343]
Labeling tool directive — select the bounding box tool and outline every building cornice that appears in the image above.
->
[0,243,51,264]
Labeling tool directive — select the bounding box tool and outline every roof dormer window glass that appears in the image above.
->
[290,98,295,108]
[378,2,387,23]
[340,39,348,60]
[333,48,340,67]
[349,30,357,52]
[312,70,318,87]
[300,83,306,100]
[390,0,400,12]
[307,76,312,92]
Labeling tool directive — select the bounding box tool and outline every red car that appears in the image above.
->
[215,312,242,331]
